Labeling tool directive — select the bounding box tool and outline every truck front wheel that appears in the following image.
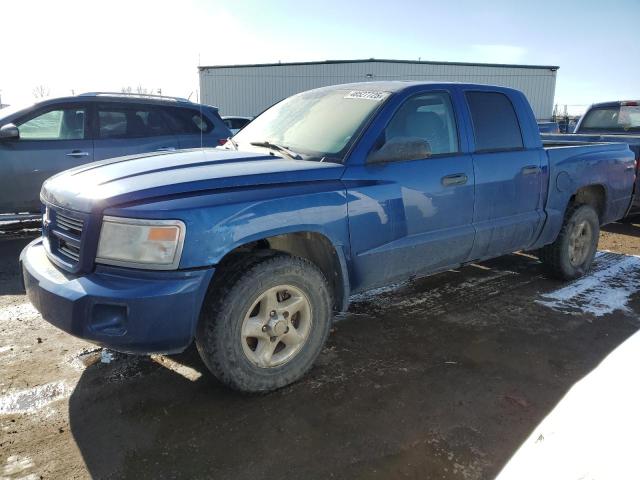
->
[539,203,599,280]
[196,253,332,392]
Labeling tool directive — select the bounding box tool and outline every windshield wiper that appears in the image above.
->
[249,141,302,160]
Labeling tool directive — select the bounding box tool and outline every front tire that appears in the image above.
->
[196,253,332,393]
[539,203,599,280]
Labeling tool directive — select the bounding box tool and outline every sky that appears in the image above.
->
[1,0,638,114]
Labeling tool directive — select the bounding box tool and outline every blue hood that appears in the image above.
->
[41,148,345,213]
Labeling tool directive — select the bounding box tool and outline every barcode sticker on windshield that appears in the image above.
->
[344,91,389,101]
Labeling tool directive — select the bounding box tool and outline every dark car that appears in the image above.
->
[222,116,253,135]
[0,92,232,217]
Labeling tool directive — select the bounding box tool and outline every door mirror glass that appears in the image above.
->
[368,136,431,164]
[0,123,20,140]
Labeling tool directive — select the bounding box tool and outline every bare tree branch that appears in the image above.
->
[33,85,50,99]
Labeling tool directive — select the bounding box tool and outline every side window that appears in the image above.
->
[97,105,171,139]
[466,92,523,152]
[233,118,250,129]
[384,92,459,155]
[17,107,86,140]
[163,107,213,134]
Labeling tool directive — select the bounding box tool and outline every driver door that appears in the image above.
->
[0,104,93,214]
[343,90,476,292]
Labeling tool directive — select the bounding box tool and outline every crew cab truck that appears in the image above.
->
[20,82,636,392]
[543,100,640,217]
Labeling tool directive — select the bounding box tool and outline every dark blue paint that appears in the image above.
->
[21,82,637,354]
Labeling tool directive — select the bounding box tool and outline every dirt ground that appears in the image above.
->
[1,221,639,480]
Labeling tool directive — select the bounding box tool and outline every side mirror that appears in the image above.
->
[0,123,19,141]
[368,136,431,164]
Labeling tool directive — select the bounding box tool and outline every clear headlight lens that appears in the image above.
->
[96,216,186,270]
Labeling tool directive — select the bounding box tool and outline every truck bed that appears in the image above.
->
[542,133,640,158]
[542,135,640,216]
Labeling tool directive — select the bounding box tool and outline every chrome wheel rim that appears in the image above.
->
[241,285,312,368]
[568,220,592,266]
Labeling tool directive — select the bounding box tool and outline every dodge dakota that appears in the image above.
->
[21,82,637,392]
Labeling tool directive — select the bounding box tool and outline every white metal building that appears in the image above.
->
[199,59,558,120]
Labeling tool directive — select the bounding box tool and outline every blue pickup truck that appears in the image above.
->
[21,82,637,392]
[543,100,640,217]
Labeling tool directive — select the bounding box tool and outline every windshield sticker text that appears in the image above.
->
[344,91,389,101]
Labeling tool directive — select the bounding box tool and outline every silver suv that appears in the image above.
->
[0,92,232,217]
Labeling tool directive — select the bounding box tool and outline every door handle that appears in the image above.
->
[441,173,468,186]
[521,165,541,175]
[66,150,90,158]
[156,147,176,152]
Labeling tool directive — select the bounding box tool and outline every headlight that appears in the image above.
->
[96,216,186,270]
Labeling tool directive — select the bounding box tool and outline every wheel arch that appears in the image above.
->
[568,183,607,223]
[214,230,350,312]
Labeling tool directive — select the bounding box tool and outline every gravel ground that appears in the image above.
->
[1,221,639,480]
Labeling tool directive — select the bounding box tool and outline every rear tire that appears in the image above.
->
[539,203,599,280]
[196,252,332,393]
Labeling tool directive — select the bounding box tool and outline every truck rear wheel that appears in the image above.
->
[539,203,599,280]
[196,252,332,392]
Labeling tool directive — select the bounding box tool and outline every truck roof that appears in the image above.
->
[306,80,520,95]
[588,100,640,108]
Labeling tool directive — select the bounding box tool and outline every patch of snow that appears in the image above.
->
[0,302,39,322]
[496,329,640,480]
[0,381,70,415]
[100,349,114,364]
[349,282,405,303]
[537,252,640,317]
[2,455,35,478]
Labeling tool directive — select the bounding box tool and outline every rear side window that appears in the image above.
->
[97,105,171,139]
[163,107,213,134]
[466,92,523,152]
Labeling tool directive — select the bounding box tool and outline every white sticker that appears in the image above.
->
[344,91,389,101]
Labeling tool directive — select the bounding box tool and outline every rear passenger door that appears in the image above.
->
[463,90,544,260]
[93,103,179,161]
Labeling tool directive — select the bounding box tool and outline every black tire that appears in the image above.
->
[196,252,332,393]
[539,203,599,280]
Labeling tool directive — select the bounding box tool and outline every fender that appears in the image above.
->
[108,180,353,310]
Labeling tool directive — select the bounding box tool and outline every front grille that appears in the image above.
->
[56,212,84,236]
[45,207,86,270]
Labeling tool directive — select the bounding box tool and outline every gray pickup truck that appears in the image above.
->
[543,100,640,218]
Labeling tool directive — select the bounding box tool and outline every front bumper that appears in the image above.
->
[20,238,214,354]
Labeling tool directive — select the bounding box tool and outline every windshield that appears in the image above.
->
[580,105,640,132]
[232,88,389,160]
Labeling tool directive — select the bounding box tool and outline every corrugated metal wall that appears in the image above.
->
[199,60,557,120]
